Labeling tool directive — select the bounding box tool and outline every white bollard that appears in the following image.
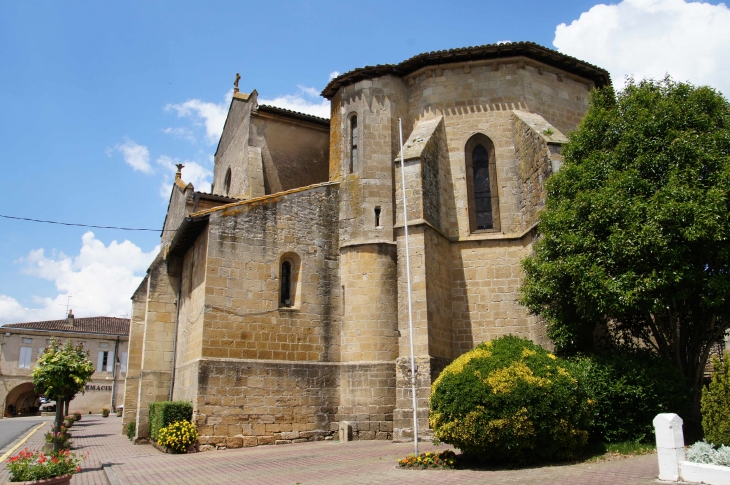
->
[654,413,686,481]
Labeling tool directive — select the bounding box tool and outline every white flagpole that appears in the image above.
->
[398,118,419,456]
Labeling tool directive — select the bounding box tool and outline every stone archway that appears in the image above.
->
[4,382,40,417]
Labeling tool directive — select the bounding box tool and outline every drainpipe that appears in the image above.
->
[169,278,181,401]
[111,336,120,410]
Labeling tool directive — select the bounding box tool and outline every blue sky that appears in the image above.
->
[1,0,729,323]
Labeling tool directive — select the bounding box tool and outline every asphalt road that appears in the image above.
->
[0,418,46,451]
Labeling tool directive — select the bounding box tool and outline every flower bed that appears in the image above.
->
[398,451,457,469]
[156,420,198,454]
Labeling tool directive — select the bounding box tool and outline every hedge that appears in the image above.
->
[148,401,193,442]
[566,350,690,443]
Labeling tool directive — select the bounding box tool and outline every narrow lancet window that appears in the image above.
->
[374,206,381,228]
[472,144,493,229]
[223,167,232,196]
[280,261,292,307]
[350,116,358,173]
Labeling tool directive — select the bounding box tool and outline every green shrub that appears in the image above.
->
[567,350,690,443]
[702,353,730,446]
[125,421,135,441]
[429,336,593,464]
[148,401,193,442]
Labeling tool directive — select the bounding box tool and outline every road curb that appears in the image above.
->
[102,463,123,485]
[0,422,46,462]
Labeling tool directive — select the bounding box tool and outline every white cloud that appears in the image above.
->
[259,85,330,119]
[496,40,512,45]
[108,138,152,174]
[162,127,195,142]
[157,155,213,198]
[553,0,730,94]
[0,232,158,325]
[165,91,232,144]
[329,71,340,80]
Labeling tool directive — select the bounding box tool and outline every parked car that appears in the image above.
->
[39,401,56,412]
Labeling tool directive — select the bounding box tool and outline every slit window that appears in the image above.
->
[223,167,232,196]
[350,116,358,173]
[281,261,292,307]
[374,207,381,228]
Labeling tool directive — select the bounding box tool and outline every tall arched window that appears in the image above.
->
[223,167,232,196]
[472,144,493,229]
[465,134,500,232]
[349,115,358,174]
[280,261,292,307]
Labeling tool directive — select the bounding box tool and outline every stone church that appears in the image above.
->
[122,41,610,448]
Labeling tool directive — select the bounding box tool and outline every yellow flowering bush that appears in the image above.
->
[157,420,198,453]
[398,450,457,469]
[430,336,592,464]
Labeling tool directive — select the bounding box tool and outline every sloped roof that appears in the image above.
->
[256,105,330,124]
[321,41,611,99]
[2,317,130,336]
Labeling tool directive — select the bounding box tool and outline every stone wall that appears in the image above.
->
[339,244,398,363]
[175,230,209,367]
[249,110,329,194]
[337,362,396,440]
[450,234,551,355]
[213,92,257,198]
[334,76,407,247]
[191,359,339,449]
[201,184,341,362]
[132,256,179,440]
[512,110,567,229]
[122,274,148,429]
[405,57,592,137]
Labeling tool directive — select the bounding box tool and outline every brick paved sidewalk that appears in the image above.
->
[2,416,675,485]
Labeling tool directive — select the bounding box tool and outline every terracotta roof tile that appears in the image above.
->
[2,316,130,336]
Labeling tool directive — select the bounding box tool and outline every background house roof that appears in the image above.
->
[321,41,611,99]
[2,316,130,336]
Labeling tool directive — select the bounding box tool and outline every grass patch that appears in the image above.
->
[582,441,656,462]
[605,441,655,455]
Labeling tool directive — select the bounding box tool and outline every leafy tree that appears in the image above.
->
[32,339,95,450]
[520,77,730,426]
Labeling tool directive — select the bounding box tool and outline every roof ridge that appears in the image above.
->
[321,41,611,99]
[2,316,130,336]
[256,104,330,122]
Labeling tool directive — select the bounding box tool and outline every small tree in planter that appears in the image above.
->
[101,408,110,418]
[32,339,94,452]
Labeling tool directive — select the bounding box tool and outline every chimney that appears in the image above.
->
[67,310,75,326]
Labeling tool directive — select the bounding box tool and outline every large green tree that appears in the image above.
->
[32,339,95,450]
[520,77,730,425]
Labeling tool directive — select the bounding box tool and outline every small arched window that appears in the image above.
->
[465,134,500,232]
[223,167,232,196]
[280,261,292,307]
[349,115,358,174]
